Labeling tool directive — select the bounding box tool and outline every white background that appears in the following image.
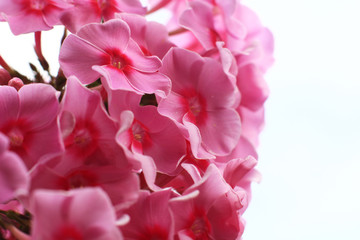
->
[1,1,360,239]
[242,0,360,239]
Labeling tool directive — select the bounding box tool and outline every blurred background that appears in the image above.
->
[242,0,360,239]
[1,0,360,239]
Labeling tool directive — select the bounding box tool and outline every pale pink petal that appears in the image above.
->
[116,0,146,15]
[92,65,134,91]
[77,19,130,52]
[157,92,189,127]
[7,13,51,35]
[0,86,19,127]
[236,64,269,111]
[124,39,162,72]
[120,190,173,239]
[197,57,238,109]
[18,84,59,131]
[0,133,29,203]
[198,109,241,156]
[59,34,109,84]
[125,68,171,97]
[179,1,216,49]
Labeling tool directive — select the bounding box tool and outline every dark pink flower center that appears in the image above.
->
[53,225,83,240]
[106,49,132,71]
[138,225,168,240]
[30,0,46,10]
[65,170,98,189]
[7,128,24,148]
[64,120,99,158]
[187,209,212,240]
[129,120,152,152]
[180,89,207,124]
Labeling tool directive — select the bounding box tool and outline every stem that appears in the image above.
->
[147,0,171,15]
[0,55,11,72]
[168,27,187,36]
[34,31,50,73]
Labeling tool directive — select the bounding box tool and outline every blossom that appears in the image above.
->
[170,164,244,240]
[55,76,130,171]
[0,133,28,203]
[120,189,173,239]
[0,84,63,169]
[59,19,171,97]
[158,47,241,159]
[30,187,123,239]
[0,0,71,34]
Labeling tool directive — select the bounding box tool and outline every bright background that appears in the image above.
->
[242,0,360,239]
[1,1,360,239]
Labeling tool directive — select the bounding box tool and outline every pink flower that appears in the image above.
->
[158,47,241,159]
[0,0,71,35]
[0,133,28,203]
[60,0,146,33]
[56,76,129,171]
[108,90,187,175]
[170,164,244,240]
[120,189,173,239]
[30,163,139,210]
[116,13,175,59]
[59,19,171,97]
[30,187,123,239]
[0,84,63,169]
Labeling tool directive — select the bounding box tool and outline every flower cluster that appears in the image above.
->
[0,0,273,239]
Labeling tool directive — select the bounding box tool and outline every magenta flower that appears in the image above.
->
[59,19,171,97]
[60,0,146,33]
[0,84,63,169]
[158,47,241,158]
[0,133,29,203]
[0,0,71,35]
[30,187,123,239]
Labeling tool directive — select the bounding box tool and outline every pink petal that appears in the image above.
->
[198,109,241,156]
[18,84,59,131]
[92,65,134,91]
[7,12,51,35]
[59,34,109,84]
[124,39,162,72]
[77,19,130,53]
[125,68,171,97]
[0,86,19,127]
[0,133,29,203]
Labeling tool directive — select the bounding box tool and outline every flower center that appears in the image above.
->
[73,128,92,147]
[7,128,24,148]
[54,225,83,240]
[30,0,46,10]
[66,170,98,189]
[191,217,210,238]
[131,121,147,143]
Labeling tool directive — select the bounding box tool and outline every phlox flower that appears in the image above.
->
[56,76,129,171]
[0,84,63,169]
[158,47,241,159]
[0,0,71,35]
[0,133,28,203]
[106,89,187,189]
[60,0,146,33]
[30,163,139,210]
[30,187,123,239]
[170,164,244,240]
[120,189,174,239]
[59,19,171,97]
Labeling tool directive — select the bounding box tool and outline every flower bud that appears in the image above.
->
[8,77,24,91]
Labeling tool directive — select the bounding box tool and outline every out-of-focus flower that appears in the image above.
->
[30,187,123,239]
